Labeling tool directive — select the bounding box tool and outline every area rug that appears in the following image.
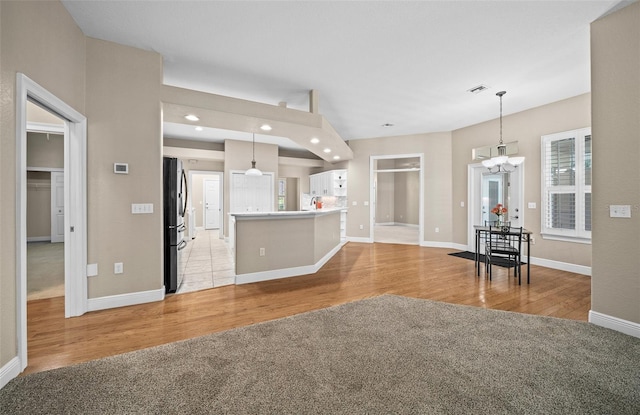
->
[448,250,525,267]
[1,295,638,414]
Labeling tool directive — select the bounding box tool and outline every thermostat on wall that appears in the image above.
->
[114,163,129,174]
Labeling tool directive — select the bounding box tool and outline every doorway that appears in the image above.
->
[467,162,525,252]
[16,74,87,374]
[187,170,224,240]
[26,113,66,301]
[370,154,424,244]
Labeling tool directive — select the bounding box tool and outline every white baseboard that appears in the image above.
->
[0,357,22,390]
[589,310,640,338]
[236,243,342,285]
[529,256,591,276]
[347,236,372,243]
[87,288,165,312]
[421,241,467,249]
[27,236,50,242]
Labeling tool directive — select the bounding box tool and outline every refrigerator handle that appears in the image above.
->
[181,169,188,218]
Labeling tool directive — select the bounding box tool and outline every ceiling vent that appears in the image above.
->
[467,84,489,94]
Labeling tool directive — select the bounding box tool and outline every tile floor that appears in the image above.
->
[177,229,235,294]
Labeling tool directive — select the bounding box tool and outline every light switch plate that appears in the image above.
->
[610,205,631,218]
[528,202,536,209]
[132,203,154,214]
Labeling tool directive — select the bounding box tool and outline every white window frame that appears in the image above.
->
[541,127,591,243]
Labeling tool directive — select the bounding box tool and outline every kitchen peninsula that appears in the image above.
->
[230,208,344,284]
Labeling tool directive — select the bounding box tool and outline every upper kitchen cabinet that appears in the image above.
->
[310,170,347,197]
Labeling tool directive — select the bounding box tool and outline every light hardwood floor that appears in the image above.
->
[24,243,591,376]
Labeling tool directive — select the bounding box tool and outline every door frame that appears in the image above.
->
[369,153,424,244]
[467,162,525,251]
[16,73,88,372]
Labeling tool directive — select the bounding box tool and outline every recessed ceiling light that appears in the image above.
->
[184,114,199,121]
[310,138,320,144]
[260,124,272,131]
[382,123,394,127]
[195,126,203,131]
[323,148,331,153]
[333,155,341,160]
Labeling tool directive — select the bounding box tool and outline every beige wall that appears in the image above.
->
[591,2,640,325]
[27,132,63,168]
[452,94,592,266]
[1,0,87,371]
[395,171,419,225]
[235,211,340,274]
[348,133,453,242]
[85,38,163,297]
[376,172,395,224]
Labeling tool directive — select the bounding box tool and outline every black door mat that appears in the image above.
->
[448,251,525,268]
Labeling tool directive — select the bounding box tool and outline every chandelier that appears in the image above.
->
[482,91,524,173]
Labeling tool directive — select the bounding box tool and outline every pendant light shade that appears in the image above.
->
[245,133,263,176]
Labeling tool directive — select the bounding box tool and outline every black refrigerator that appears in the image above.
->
[163,157,188,293]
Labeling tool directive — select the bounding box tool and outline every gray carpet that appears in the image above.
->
[1,295,639,414]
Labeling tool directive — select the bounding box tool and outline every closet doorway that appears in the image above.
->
[26,104,66,301]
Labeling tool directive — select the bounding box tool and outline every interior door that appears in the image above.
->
[50,171,64,243]
[204,178,220,229]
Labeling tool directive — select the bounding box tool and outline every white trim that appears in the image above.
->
[87,288,165,312]
[27,166,64,172]
[529,256,591,276]
[467,162,525,252]
[0,357,22,390]
[235,243,343,284]
[540,233,592,244]
[27,236,51,242]
[370,153,424,245]
[589,310,640,339]
[26,121,65,134]
[421,241,468,250]
[347,236,373,243]
[16,74,88,380]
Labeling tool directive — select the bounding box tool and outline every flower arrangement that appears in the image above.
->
[491,203,508,218]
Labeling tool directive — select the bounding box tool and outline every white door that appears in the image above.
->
[50,171,65,243]
[204,178,220,229]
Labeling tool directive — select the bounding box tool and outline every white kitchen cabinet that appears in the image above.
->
[310,170,347,197]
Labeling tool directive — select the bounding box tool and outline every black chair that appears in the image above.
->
[485,225,523,284]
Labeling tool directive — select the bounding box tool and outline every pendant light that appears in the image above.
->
[245,133,263,176]
[482,91,524,173]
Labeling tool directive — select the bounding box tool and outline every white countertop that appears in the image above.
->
[230,207,345,219]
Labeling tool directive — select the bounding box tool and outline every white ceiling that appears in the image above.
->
[61,0,627,150]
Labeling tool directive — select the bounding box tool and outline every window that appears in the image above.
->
[541,128,591,242]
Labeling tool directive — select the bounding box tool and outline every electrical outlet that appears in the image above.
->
[259,248,265,257]
[435,227,440,233]
[530,237,536,245]
[359,224,364,230]
[114,262,123,274]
